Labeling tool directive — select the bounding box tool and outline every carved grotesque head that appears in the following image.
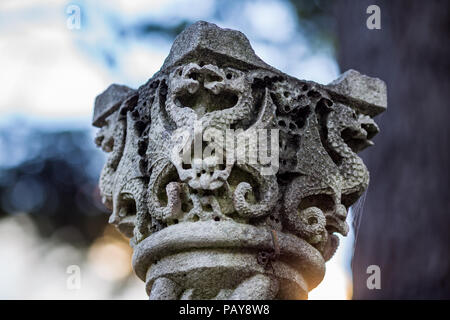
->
[93,21,386,300]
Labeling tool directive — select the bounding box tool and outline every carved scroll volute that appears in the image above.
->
[93,21,386,300]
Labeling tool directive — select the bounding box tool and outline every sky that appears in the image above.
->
[0,0,339,120]
[0,0,354,299]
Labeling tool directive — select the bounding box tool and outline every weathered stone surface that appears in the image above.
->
[325,69,387,116]
[93,21,386,299]
[93,84,136,127]
[160,21,277,73]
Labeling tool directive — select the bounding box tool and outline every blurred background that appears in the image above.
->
[0,0,448,299]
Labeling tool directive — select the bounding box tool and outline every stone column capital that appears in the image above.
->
[93,21,386,300]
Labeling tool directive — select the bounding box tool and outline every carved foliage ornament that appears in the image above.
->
[93,21,386,300]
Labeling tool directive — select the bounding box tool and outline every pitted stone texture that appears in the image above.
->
[93,21,386,299]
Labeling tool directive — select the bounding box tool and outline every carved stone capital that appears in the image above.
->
[93,21,386,299]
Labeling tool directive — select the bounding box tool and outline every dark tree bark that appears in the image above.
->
[332,0,450,299]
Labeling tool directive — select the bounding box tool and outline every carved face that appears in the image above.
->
[95,111,125,210]
[329,103,379,154]
[164,63,253,191]
[166,63,252,127]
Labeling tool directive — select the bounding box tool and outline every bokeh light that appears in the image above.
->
[0,0,353,299]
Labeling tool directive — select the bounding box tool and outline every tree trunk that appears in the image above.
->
[332,0,450,299]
